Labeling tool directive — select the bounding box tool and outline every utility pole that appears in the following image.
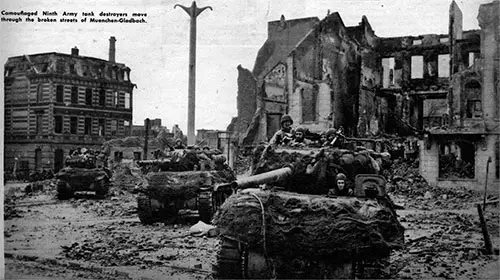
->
[174,1,212,146]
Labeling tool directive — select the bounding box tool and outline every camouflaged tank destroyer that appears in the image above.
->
[212,145,404,279]
[135,148,236,224]
[55,148,111,199]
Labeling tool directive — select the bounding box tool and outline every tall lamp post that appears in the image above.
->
[174,1,212,146]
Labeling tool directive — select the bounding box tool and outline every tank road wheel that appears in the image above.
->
[137,194,162,225]
[215,237,244,279]
[56,181,73,200]
[95,179,110,198]
[137,194,179,225]
[198,189,213,223]
[354,255,391,279]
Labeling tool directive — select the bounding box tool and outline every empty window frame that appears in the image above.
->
[466,100,482,118]
[70,116,78,134]
[85,88,93,106]
[438,54,450,78]
[71,86,78,104]
[468,52,479,67]
[54,115,63,133]
[411,56,424,79]
[98,119,105,136]
[382,57,395,88]
[84,117,92,135]
[56,85,64,102]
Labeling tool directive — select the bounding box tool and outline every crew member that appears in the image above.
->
[290,126,313,147]
[334,173,353,196]
[269,115,294,146]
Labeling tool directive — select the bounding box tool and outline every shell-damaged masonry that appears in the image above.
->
[3,1,499,280]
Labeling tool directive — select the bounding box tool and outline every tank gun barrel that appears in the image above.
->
[232,166,293,190]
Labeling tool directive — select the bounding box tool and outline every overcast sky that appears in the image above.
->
[0,0,490,132]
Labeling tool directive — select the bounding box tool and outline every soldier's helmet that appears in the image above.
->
[326,128,338,137]
[295,126,307,134]
[336,173,347,181]
[280,115,293,126]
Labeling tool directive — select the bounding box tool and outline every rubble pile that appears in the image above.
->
[24,179,57,194]
[112,165,145,191]
[4,197,22,220]
[213,189,404,260]
[71,194,137,218]
[382,159,481,209]
[439,153,475,179]
[61,222,214,267]
[393,209,500,279]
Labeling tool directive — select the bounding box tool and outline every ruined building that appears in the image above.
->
[4,37,135,173]
[228,1,499,189]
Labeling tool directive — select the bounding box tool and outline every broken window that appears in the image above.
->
[111,120,117,135]
[84,117,92,135]
[411,56,424,79]
[98,119,105,136]
[124,92,131,109]
[36,114,43,134]
[71,86,78,104]
[56,85,64,103]
[382,57,395,88]
[438,54,450,78]
[54,116,63,134]
[85,88,92,106]
[439,141,475,179]
[99,89,106,106]
[301,87,317,122]
[465,80,482,118]
[37,83,43,103]
[70,116,78,134]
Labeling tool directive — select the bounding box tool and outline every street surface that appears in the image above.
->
[3,178,500,279]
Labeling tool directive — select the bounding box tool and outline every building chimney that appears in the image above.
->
[109,36,116,63]
[71,46,79,56]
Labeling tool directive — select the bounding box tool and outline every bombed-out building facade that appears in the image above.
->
[4,37,134,174]
[228,1,499,190]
